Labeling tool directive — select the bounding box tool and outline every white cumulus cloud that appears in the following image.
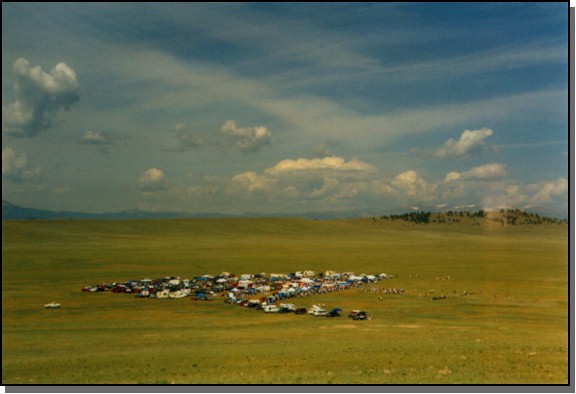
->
[265,156,375,176]
[444,163,507,182]
[309,177,340,199]
[231,171,274,193]
[231,156,376,206]
[392,170,420,186]
[82,131,112,145]
[221,120,271,153]
[436,127,493,158]
[443,171,462,183]
[390,170,435,199]
[2,147,40,181]
[3,58,80,137]
[138,168,169,191]
[481,177,567,210]
[527,178,568,205]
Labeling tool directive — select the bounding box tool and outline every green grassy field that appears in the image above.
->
[2,217,568,384]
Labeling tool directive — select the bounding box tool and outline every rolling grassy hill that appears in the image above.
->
[2,217,568,384]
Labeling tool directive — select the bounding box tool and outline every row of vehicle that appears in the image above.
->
[261,303,307,314]
[260,303,368,320]
[82,270,393,296]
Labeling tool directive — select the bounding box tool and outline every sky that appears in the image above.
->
[1,3,570,216]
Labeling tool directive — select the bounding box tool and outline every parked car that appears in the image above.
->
[348,310,367,320]
[246,299,261,308]
[195,292,213,301]
[279,303,296,313]
[309,305,328,316]
[312,308,328,316]
[326,308,342,317]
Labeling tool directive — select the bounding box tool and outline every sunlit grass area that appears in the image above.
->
[2,218,568,384]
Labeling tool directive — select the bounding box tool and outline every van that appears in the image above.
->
[262,305,279,313]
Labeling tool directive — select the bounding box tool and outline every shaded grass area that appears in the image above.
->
[2,218,568,384]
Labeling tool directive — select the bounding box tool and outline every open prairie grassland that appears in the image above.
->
[2,218,568,384]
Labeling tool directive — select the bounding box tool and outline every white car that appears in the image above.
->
[312,308,328,316]
[262,305,279,313]
[309,304,328,316]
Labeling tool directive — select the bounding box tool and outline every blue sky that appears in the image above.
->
[2,3,570,215]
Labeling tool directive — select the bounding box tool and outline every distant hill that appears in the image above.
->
[1,199,568,222]
[376,209,567,227]
[0,200,382,220]
[1,200,198,220]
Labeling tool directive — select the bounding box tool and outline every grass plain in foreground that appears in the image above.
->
[2,217,568,384]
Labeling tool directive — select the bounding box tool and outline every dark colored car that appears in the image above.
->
[348,310,367,320]
[326,308,342,317]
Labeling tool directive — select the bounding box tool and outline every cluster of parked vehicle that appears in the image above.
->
[81,270,376,319]
[81,270,391,298]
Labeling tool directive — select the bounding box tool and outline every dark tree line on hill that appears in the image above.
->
[383,211,433,224]
[378,209,566,225]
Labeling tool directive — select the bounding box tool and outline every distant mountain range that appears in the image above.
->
[1,199,567,221]
[1,200,224,220]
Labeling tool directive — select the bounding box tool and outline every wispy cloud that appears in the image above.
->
[176,132,207,150]
[493,140,567,150]
[357,40,567,83]
[149,4,384,75]
[79,41,566,151]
